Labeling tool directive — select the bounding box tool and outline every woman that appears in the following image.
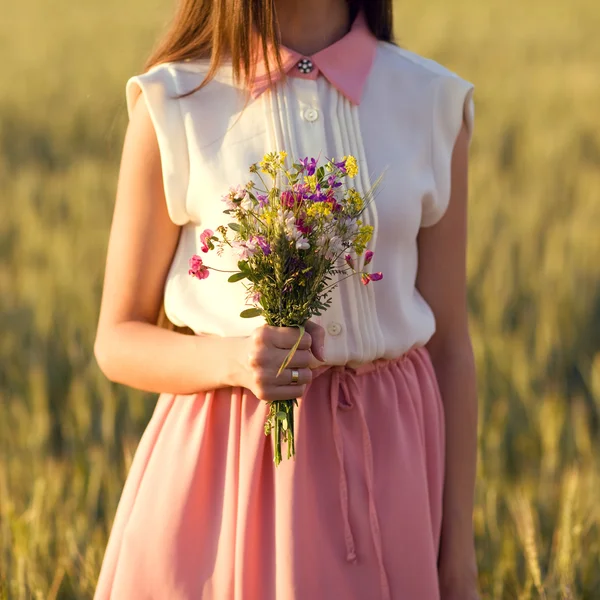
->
[93,0,479,598]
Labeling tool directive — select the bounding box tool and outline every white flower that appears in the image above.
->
[221,193,237,211]
[232,240,257,260]
[329,235,344,253]
[222,185,248,211]
[324,235,344,260]
[277,208,297,240]
[296,237,310,250]
[285,214,296,231]
[232,185,248,200]
[241,196,255,211]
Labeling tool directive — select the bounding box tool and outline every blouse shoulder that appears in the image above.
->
[125,63,194,225]
[375,43,475,227]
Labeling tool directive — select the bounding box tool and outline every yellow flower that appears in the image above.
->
[261,206,277,226]
[345,188,364,212]
[353,224,374,254]
[344,155,359,178]
[260,151,287,177]
[305,174,318,192]
[307,203,333,219]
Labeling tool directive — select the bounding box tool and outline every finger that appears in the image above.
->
[268,384,308,401]
[303,320,326,362]
[266,325,312,351]
[283,349,313,369]
[255,348,313,372]
[272,367,312,387]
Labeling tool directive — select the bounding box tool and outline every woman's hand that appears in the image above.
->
[236,320,326,401]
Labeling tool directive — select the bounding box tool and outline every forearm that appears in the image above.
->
[428,337,478,564]
[94,321,246,395]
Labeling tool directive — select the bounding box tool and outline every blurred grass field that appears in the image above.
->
[1,0,599,597]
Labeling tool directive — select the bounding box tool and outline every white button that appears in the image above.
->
[327,322,343,336]
[304,108,319,122]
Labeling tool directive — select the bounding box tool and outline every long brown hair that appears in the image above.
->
[145,0,394,92]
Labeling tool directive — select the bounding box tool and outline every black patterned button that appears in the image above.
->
[297,58,314,74]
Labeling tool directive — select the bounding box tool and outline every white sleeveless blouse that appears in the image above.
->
[126,40,474,367]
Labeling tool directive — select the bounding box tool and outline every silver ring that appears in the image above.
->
[290,369,300,385]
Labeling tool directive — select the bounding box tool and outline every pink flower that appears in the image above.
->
[364,250,374,266]
[200,229,214,253]
[252,291,262,304]
[296,218,312,235]
[345,254,355,270]
[189,255,210,280]
[361,271,383,285]
[281,190,296,208]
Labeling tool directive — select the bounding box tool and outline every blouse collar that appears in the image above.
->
[250,12,378,105]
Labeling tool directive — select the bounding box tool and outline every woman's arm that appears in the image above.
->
[93,97,249,395]
[416,122,480,599]
[94,97,325,397]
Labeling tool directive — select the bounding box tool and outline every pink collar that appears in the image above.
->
[250,13,378,105]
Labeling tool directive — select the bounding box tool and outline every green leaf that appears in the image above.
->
[276,411,287,422]
[238,260,250,272]
[276,324,305,377]
[240,307,263,318]
[228,272,247,283]
[228,222,241,232]
[317,166,325,180]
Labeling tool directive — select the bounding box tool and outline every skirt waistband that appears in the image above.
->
[310,345,424,380]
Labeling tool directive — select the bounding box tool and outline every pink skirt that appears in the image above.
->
[94,346,445,600]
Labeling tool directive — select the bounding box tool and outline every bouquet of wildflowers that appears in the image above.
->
[189,152,383,465]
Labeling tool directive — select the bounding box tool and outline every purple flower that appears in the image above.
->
[309,186,329,203]
[252,291,262,304]
[257,194,269,208]
[299,157,317,176]
[333,159,347,173]
[253,235,271,256]
[364,250,374,266]
[345,254,355,270]
[292,182,311,200]
[370,272,383,281]
[327,175,343,189]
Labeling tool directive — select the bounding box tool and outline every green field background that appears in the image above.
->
[1,0,599,598]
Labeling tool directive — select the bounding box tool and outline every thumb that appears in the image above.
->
[304,319,326,362]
